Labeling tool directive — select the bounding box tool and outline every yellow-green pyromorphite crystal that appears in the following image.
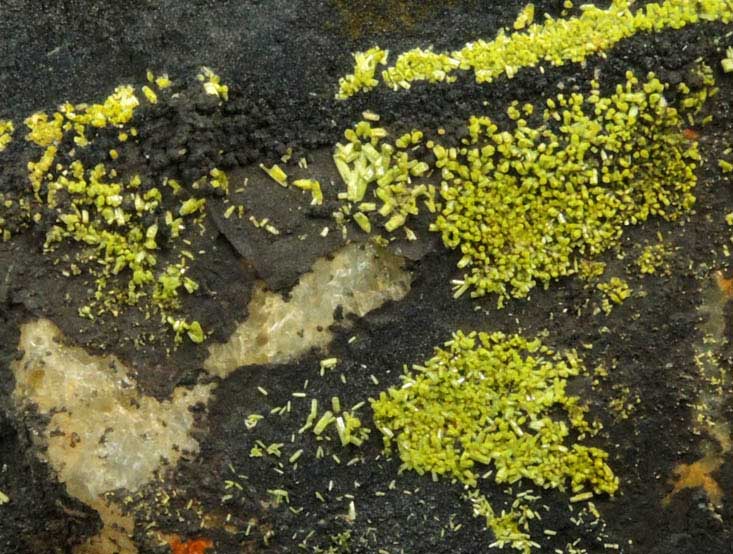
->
[13,82,212,343]
[372,330,617,551]
[0,120,14,152]
[431,71,706,304]
[336,46,389,99]
[721,47,733,72]
[332,119,434,234]
[340,0,733,95]
[597,277,632,314]
[372,330,618,494]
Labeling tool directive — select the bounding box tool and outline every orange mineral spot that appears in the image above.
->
[682,127,700,141]
[663,454,724,507]
[714,270,733,298]
[169,536,214,554]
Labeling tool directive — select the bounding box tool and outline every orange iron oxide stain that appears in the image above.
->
[682,128,700,141]
[714,270,733,298]
[663,454,724,507]
[169,536,214,554]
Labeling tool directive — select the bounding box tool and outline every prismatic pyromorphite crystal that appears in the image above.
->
[13,75,226,343]
[372,331,617,550]
[431,71,708,303]
[336,46,389,99]
[332,71,711,306]
[337,0,733,97]
[372,330,617,494]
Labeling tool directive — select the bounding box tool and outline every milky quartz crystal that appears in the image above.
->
[12,319,213,553]
[205,242,411,377]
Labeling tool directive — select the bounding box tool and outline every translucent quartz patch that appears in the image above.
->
[12,319,213,503]
[205,242,411,377]
[12,319,213,554]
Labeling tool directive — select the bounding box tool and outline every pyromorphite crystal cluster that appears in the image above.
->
[0,120,14,152]
[13,74,221,344]
[372,330,617,493]
[39,162,208,344]
[336,47,389,99]
[597,277,632,314]
[636,240,672,274]
[339,0,733,97]
[198,66,229,101]
[329,71,708,304]
[26,85,141,149]
[371,331,616,548]
[467,490,538,554]
[332,119,435,237]
[432,72,704,303]
[380,47,459,90]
